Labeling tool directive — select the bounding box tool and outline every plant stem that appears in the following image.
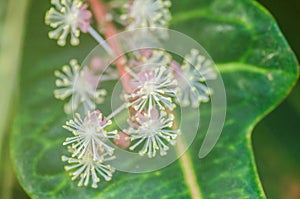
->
[106,104,127,120]
[0,0,29,198]
[88,26,114,55]
[88,0,133,93]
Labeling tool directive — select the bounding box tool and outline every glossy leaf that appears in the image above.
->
[11,0,299,198]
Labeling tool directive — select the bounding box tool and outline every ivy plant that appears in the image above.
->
[10,0,298,198]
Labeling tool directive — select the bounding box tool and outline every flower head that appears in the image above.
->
[173,49,217,107]
[62,150,115,188]
[127,108,180,158]
[125,66,178,112]
[45,0,92,46]
[63,110,119,160]
[54,59,106,114]
[127,49,171,73]
[121,0,171,30]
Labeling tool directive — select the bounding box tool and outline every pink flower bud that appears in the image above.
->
[114,132,131,149]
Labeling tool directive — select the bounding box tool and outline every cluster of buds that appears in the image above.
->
[122,49,216,158]
[46,0,216,188]
[62,111,117,188]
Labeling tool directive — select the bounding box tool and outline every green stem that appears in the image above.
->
[0,0,30,198]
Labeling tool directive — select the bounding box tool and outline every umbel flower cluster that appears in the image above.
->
[45,0,216,188]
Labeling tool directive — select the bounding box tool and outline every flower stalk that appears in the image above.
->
[89,0,133,93]
[88,26,114,55]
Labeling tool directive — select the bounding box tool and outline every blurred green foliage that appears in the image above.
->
[254,0,300,198]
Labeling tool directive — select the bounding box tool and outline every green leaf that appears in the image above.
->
[11,0,299,198]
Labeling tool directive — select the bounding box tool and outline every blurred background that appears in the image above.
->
[253,0,300,198]
[0,0,299,198]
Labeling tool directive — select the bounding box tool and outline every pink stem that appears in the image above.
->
[89,0,133,93]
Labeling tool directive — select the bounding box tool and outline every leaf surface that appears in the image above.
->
[11,0,299,198]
